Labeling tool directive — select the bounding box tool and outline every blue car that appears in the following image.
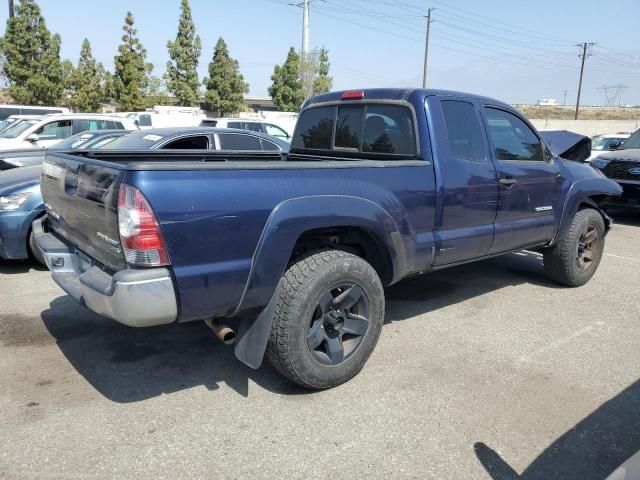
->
[0,165,44,262]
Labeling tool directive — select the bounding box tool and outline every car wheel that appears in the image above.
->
[543,208,605,287]
[266,249,385,389]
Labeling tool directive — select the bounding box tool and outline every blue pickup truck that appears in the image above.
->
[33,89,621,389]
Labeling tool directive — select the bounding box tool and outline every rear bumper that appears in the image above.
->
[32,218,177,327]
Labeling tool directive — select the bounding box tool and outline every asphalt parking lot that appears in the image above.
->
[1,211,639,480]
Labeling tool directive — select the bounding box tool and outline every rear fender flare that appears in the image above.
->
[232,195,409,369]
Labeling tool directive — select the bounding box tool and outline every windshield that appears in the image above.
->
[0,119,38,139]
[621,130,640,150]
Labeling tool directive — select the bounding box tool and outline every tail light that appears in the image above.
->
[117,184,170,266]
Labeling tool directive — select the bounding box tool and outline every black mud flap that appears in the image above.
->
[233,278,283,369]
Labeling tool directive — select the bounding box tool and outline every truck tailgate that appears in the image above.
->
[41,152,126,271]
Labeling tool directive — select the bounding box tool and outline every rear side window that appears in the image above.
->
[162,135,209,149]
[292,106,336,151]
[77,119,108,132]
[218,133,262,150]
[441,101,486,161]
[292,103,416,157]
[227,121,244,129]
[260,139,280,151]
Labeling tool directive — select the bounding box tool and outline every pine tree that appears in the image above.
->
[69,39,105,112]
[313,47,332,95]
[202,37,249,116]
[113,12,152,111]
[0,0,64,104]
[165,0,201,106]
[269,48,304,112]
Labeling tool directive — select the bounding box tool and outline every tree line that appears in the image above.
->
[0,0,332,113]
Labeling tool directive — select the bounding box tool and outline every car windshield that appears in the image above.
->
[592,136,625,150]
[621,130,640,149]
[100,133,163,149]
[0,119,38,139]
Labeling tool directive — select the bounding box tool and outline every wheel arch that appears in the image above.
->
[232,195,409,369]
[551,178,621,245]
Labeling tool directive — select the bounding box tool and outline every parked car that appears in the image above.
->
[591,129,640,210]
[200,118,291,142]
[0,166,44,263]
[0,114,45,133]
[100,127,290,152]
[0,130,132,170]
[587,133,630,161]
[0,104,69,122]
[0,131,131,262]
[33,88,620,389]
[0,114,137,150]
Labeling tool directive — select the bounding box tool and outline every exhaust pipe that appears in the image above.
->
[205,319,236,345]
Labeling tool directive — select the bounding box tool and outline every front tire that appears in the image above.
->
[543,208,605,287]
[266,249,385,390]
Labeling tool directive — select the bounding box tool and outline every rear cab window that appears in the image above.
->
[291,102,417,159]
[441,100,486,161]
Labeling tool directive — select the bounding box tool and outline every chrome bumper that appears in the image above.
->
[32,218,177,327]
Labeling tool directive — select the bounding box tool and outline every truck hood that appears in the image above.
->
[539,130,591,163]
[592,148,640,163]
[0,165,41,195]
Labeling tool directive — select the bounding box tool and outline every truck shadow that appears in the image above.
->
[40,251,555,402]
[474,378,640,480]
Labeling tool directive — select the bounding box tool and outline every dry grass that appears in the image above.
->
[516,105,640,120]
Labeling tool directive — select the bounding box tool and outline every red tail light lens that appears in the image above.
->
[117,184,170,266]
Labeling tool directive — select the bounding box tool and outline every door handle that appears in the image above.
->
[499,177,517,187]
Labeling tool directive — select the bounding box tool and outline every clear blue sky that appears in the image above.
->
[1,0,638,105]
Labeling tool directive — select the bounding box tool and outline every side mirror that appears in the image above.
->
[26,133,39,143]
[134,119,139,126]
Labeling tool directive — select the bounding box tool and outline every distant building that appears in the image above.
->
[537,98,558,106]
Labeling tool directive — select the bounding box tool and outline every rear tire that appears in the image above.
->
[266,249,385,390]
[543,208,605,287]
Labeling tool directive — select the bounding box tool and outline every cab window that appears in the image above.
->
[484,108,543,161]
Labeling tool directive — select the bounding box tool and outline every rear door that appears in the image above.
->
[41,153,126,271]
[428,97,498,266]
[480,105,564,253]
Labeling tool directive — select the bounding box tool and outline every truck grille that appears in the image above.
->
[601,160,640,181]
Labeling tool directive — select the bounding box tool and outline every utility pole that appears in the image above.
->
[422,8,434,88]
[8,0,14,17]
[302,0,309,59]
[562,89,569,106]
[574,42,595,120]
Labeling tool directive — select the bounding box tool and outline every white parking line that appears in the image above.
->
[604,253,640,263]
